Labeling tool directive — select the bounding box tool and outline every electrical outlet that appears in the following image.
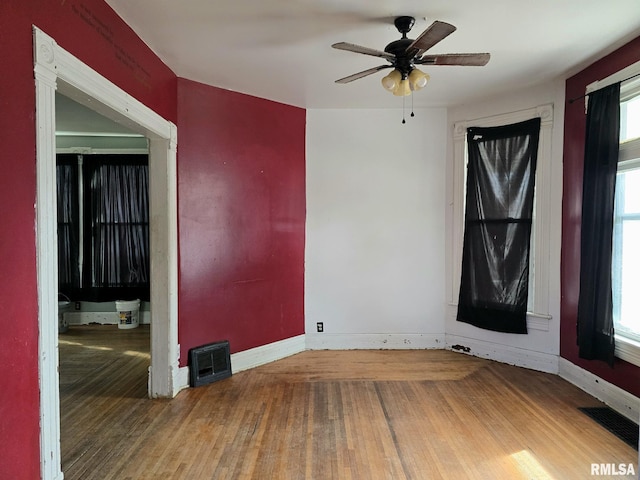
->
[316,322,324,333]
[75,301,81,310]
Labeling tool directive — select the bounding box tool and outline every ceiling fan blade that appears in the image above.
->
[406,21,456,56]
[332,42,396,61]
[335,65,393,84]
[415,53,491,66]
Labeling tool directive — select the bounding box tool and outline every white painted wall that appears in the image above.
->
[305,108,447,349]
[445,80,566,372]
[305,81,564,364]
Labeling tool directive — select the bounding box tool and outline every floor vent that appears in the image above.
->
[578,407,639,450]
[189,341,232,387]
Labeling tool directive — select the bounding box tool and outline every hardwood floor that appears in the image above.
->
[59,326,637,479]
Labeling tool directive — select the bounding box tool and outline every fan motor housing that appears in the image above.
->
[384,38,416,76]
[384,38,414,57]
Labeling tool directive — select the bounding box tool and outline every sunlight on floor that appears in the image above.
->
[510,450,556,479]
[58,339,114,352]
[123,350,150,359]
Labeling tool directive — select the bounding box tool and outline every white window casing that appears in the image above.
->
[451,104,554,331]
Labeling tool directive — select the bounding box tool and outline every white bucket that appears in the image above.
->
[58,301,70,333]
[115,299,140,329]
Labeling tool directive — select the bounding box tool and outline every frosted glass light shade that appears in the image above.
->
[393,79,411,96]
[409,68,430,91]
[381,69,402,92]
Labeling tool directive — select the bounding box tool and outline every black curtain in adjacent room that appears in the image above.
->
[85,156,150,300]
[577,83,621,366]
[457,118,541,334]
[56,156,80,293]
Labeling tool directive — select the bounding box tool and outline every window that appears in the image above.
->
[612,80,640,354]
[620,87,640,143]
[450,104,554,332]
[56,154,150,301]
[582,62,640,366]
[456,118,541,334]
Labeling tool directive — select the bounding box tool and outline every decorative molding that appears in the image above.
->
[535,103,554,123]
[531,104,554,318]
[33,24,178,478]
[306,333,445,351]
[160,121,180,397]
[453,122,467,138]
[445,334,559,374]
[33,30,57,85]
[56,147,149,155]
[452,103,553,137]
[35,30,170,140]
[34,26,63,480]
[558,358,639,423]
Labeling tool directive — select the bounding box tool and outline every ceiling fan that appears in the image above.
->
[332,16,490,96]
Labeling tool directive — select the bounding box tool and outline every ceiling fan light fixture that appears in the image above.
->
[332,16,490,109]
[393,78,411,97]
[381,69,402,92]
[409,68,430,91]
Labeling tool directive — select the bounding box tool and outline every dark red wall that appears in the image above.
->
[0,1,176,478]
[1,2,305,476]
[562,35,640,397]
[177,79,306,361]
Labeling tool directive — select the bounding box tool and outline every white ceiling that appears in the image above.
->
[104,0,640,110]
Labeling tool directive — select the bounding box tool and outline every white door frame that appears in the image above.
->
[33,26,180,480]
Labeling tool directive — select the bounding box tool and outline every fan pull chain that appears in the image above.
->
[401,94,416,124]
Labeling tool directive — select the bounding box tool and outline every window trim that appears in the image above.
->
[451,104,554,331]
[615,335,640,366]
[585,59,640,102]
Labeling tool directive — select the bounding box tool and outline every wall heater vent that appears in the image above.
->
[189,340,232,387]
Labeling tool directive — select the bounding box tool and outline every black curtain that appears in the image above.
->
[84,156,150,301]
[56,156,80,293]
[457,118,541,334]
[577,83,620,366]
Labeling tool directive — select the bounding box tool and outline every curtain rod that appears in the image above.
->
[568,72,640,104]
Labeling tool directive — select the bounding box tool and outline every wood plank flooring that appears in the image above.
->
[59,325,637,479]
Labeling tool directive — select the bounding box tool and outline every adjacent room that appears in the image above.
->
[1,1,639,479]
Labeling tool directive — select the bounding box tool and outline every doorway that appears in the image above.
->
[34,26,180,480]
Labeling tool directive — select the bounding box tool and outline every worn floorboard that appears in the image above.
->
[59,325,637,479]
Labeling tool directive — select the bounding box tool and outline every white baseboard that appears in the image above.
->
[445,334,559,374]
[65,311,151,325]
[305,333,445,350]
[174,335,306,392]
[558,357,640,423]
[174,366,190,394]
[231,334,306,373]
